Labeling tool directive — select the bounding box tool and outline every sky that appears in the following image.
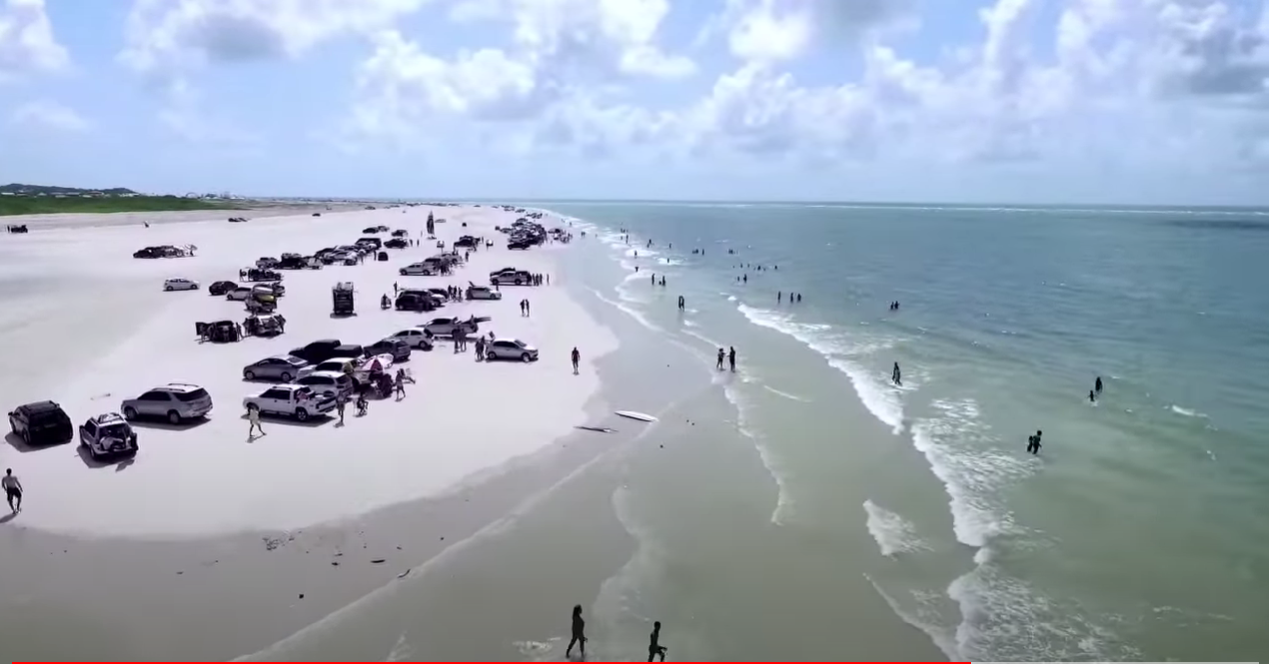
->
[1,0,1269,204]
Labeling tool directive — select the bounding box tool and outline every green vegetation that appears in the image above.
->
[0,183,242,216]
[0,195,241,216]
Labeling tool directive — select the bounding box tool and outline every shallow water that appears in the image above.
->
[544,202,1269,661]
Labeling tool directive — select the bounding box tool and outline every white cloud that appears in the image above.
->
[119,0,430,73]
[9,99,88,132]
[0,0,69,81]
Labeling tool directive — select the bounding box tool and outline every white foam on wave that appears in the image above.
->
[908,398,1029,548]
[588,287,663,333]
[722,380,794,525]
[1169,404,1208,419]
[865,574,960,659]
[862,500,929,556]
[736,303,907,434]
[762,385,810,402]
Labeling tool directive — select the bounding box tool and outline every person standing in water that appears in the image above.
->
[648,621,668,662]
[892,362,902,385]
[778,291,782,303]
[1089,389,1096,403]
[571,347,581,375]
[1095,376,1103,394]
[716,348,725,371]
[677,295,685,311]
[566,604,588,660]
[1027,430,1043,455]
[728,346,736,372]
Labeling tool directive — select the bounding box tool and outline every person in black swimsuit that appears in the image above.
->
[566,604,587,660]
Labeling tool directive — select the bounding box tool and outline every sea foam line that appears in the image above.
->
[736,303,906,434]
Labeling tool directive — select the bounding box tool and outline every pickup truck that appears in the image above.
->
[79,413,139,462]
[243,385,337,422]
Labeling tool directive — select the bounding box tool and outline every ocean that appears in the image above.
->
[250,202,1269,661]
[547,202,1269,661]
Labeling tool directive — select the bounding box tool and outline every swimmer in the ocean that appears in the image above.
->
[1095,376,1103,394]
[1089,390,1096,403]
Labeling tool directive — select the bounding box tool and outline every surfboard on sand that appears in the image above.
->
[615,410,657,422]
[575,425,616,433]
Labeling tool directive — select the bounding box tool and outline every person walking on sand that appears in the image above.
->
[394,372,406,400]
[336,394,347,426]
[566,604,588,660]
[647,621,667,662]
[728,346,736,372]
[716,348,725,371]
[247,406,265,438]
[525,299,531,317]
[572,347,581,375]
[3,468,22,514]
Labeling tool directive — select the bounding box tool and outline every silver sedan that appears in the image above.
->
[242,355,309,382]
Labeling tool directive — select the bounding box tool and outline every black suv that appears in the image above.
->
[395,291,438,312]
[8,401,74,447]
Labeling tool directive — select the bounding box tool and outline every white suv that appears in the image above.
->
[164,278,200,291]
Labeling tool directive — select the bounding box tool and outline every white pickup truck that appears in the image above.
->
[243,385,337,422]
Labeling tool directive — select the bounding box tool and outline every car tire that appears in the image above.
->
[244,370,256,381]
[280,372,293,382]
[167,410,182,425]
[123,406,138,420]
[165,285,173,291]
[487,351,497,361]
[22,429,31,445]
[295,408,309,422]
[514,278,523,285]
[520,353,531,363]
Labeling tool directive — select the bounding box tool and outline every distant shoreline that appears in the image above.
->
[0,194,244,217]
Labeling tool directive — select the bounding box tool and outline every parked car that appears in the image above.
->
[399,262,439,276]
[294,371,355,399]
[485,338,539,362]
[243,355,309,382]
[426,287,451,302]
[226,287,253,301]
[243,385,336,421]
[507,239,532,250]
[365,338,413,361]
[7,400,73,447]
[388,328,434,350]
[395,291,437,312]
[289,339,344,364]
[391,229,409,237]
[384,238,409,249]
[489,269,532,286]
[120,383,213,424]
[164,278,199,291]
[79,413,139,461]
[298,357,359,380]
[256,257,280,268]
[465,284,502,300]
[207,280,237,296]
[421,316,483,338]
[253,282,285,297]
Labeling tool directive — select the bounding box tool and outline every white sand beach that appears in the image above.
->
[1,205,614,537]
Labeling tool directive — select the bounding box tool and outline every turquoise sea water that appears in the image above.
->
[545,202,1269,661]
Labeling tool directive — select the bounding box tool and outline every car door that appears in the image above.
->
[82,419,97,443]
[137,391,170,417]
[259,388,288,412]
[261,358,287,379]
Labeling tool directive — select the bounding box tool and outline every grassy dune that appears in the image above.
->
[0,195,241,217]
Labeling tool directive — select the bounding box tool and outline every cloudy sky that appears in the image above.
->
[2,0,1268,204]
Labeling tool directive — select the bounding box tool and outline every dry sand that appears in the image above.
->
[0,204,621,659]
